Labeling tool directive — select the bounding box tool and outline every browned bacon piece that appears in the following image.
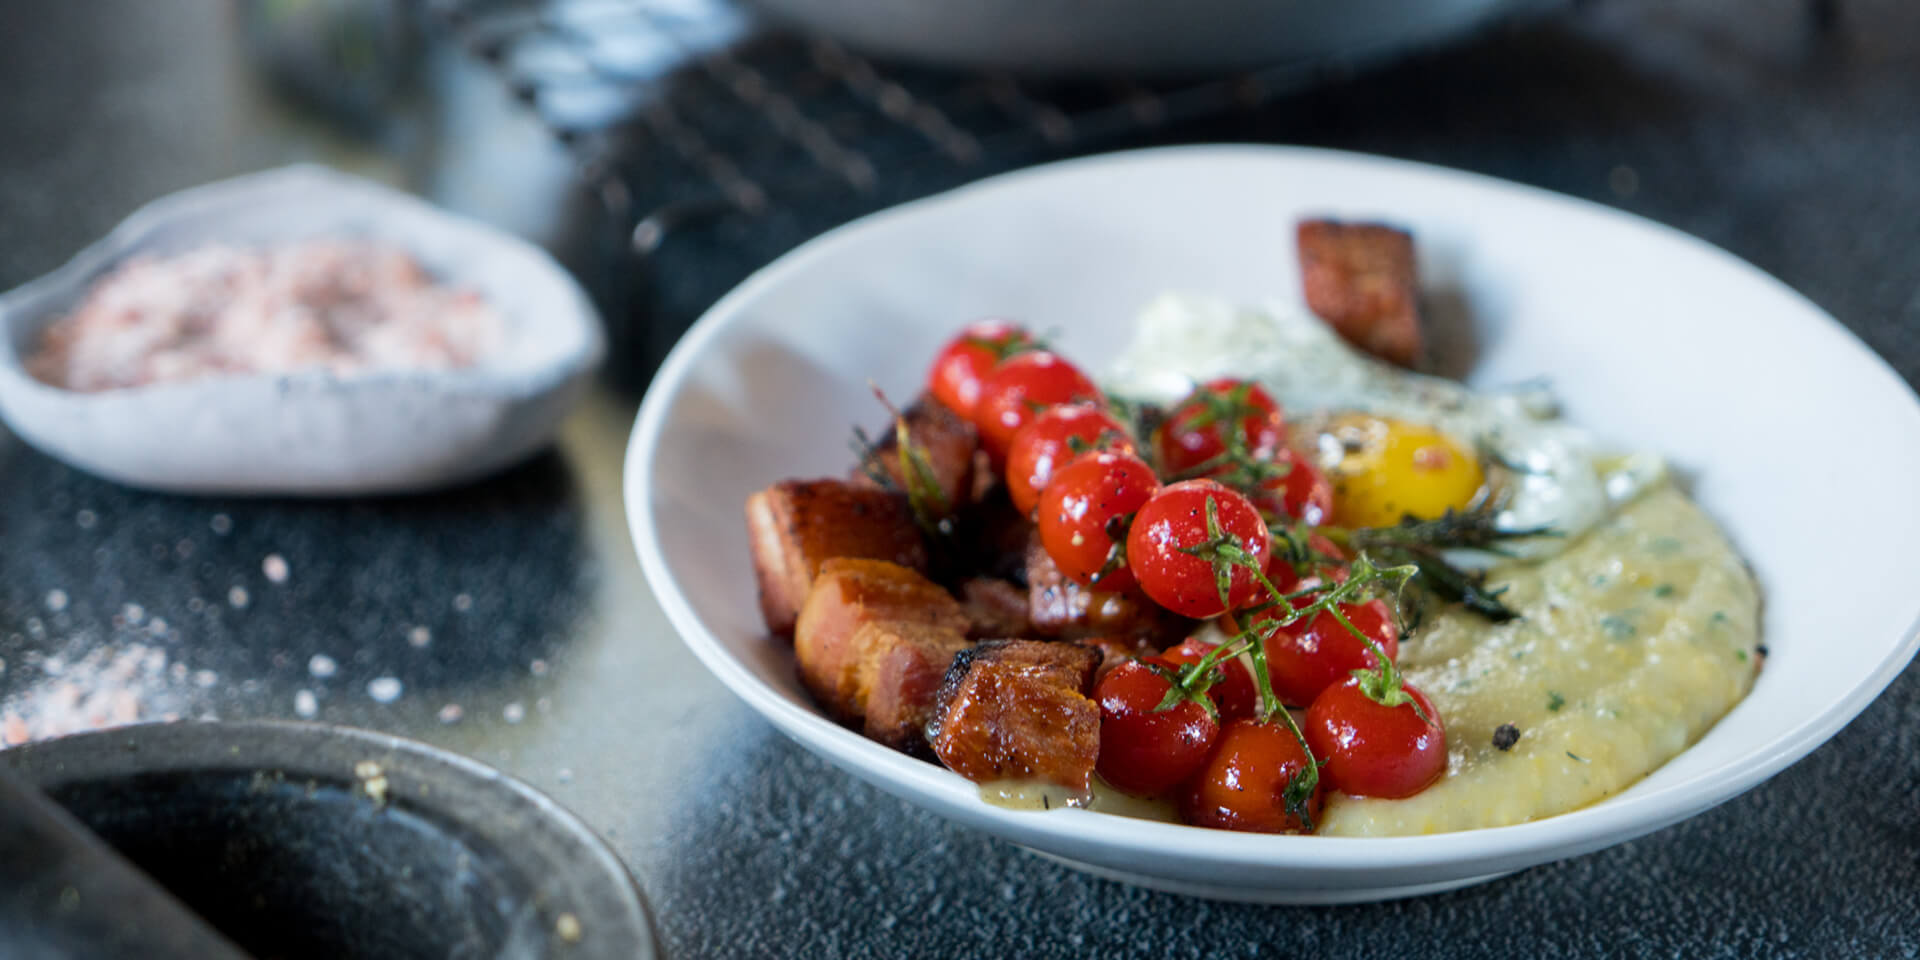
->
[926,639,1102,792]
[793,558,971,752]
[746,479,928,637]
[968,449,998,504]
[1296,219,1425,369]
[957,577,1033,639]
[864,639,971,753]
[1026,538,1192,647]
[851,396,978,512]
[1073,635,1161,683]
[955,491,1034,583]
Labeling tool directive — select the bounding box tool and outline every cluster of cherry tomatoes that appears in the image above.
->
[928,319,1449,832]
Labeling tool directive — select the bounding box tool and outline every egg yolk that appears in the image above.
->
[1324,415,1485,529]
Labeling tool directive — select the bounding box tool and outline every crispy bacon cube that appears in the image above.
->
[863,636,969,754]
[1072,634,1161,684]
[851,396,978,512]
[956,577,1033,639]
[1026,538,1191,647]
[793,558,971,752]
[954,490,1035,583]
[746,479,928,636]
[1297,219,1424,368]
[926,639,1101,792]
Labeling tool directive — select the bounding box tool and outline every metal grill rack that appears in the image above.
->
[421,0,1839,386]
[423,0,1381,258]
[427,0,1843,255]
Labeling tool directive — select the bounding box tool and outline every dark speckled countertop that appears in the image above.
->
[2,2,1917,957]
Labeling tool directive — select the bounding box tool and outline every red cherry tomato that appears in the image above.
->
[1249,447,1336,527]
[1161,637,1257,722]
[974,351,1103,465]
[1179,719,1324,833]
[1005,404,1133,516]
[1254,598,1399,707]
[1094,657,1221,797]
[926,320,1036,421]
[1155,379,1285,477]
[1036,451,1161,592]
[1306,677,1447,799]
[1125,480,1272,619]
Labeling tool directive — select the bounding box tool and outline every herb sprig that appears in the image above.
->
[1323,491,1553,623]
[852,386,956,544]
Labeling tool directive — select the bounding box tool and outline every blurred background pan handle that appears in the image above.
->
[0,770,255,960]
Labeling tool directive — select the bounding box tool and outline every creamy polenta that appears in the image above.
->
[1318,484,1760,835]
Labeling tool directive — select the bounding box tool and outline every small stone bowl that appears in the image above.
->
[0,165,604,496]
[1,721,658,960]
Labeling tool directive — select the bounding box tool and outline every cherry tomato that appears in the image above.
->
[1094,657,1221,796]
[1161,637,1257,722]
[1155,379,1285,477]
[1036,451,1161,592]
[1306,676,1447,799]
[1249,447,1336,527]
[926,320,1036,421]
[1126,480,1272,619]
[974,351,1103,465]
[1179,719,1324,833]
[1005,404,1133,516]
[1254,598,1399,707]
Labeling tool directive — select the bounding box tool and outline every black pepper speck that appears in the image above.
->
[1493,723,1522,751]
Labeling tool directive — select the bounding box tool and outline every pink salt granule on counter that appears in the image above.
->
[28,239,505,391]
[0,643,186,747]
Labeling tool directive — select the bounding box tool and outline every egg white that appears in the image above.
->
[1104,293,1661,560]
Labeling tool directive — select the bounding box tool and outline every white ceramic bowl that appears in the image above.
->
[0,165,604,496]
[624,145,1920,902]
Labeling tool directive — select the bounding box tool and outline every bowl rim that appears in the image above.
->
[622,143,1920,875]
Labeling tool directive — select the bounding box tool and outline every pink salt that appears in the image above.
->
[30,239,504,391]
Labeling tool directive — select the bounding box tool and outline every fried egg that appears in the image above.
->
[1104,293,1662,560]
